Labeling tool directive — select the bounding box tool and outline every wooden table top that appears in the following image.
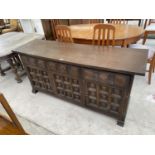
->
[70,24,145,42]
[0,32,44,58]
[13,39,148,75]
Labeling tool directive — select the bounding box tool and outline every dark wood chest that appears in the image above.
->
[13,40,148,126]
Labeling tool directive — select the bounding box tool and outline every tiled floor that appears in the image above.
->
[0,39,155,135]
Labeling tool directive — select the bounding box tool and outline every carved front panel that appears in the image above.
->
[53,74,82,103]
[21,55,53,93]
[27,67,53,92]
[85,80,124,115]
[21,54,132,125]
[82,68,129,116]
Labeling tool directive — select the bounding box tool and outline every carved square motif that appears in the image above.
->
[114,74,129,87]
[70,66,79,77]
[87,82,96,89]
[29,57,36,65]
[111,96,121,105]
[100,102,108,108]
[89,98,97,105]
[47,62,57,71]
[111,105,119,112]
[83,69,98,80]
[100,93,108,100]
[65,85,71,89]
[112,88,122,96]
[99,72,109,82]
[58,89,64,95]
[57,64,67,74]
[73,87,79,92]
[73,94,80,101]
[36,59,46,68]
[100,85,108,91]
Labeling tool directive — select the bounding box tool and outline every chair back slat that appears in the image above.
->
[109,19,128,24]
[55,25,73,43]
[92,24,115,46]
[51,19,62,40]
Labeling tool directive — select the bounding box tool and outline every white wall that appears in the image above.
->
[20,19,44,35]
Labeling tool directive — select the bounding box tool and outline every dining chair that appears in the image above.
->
[143,19,155,45]
[55,25,73,43]
[109,19,128,24]
[129,43,155,84]
[51,19,62,40]
[0,92,27,135]
[92,23,115,46]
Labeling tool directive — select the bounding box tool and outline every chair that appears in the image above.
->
[92,23,115,46]
[129,44,155,84]
[109,19,128,24]
[55,25,73,43]
[51,19,61,40]
[143,19,155,45]
[0,92,27,135]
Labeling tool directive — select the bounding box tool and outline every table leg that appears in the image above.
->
[138,19,141,27]
[144,19,148,29]
[142,31,148,45]
[122,40,128,48]
[14,54,24,70]
[32,88,38,94]
[117,119,124,126]
[7,58,22,83]
[0,63,5,76]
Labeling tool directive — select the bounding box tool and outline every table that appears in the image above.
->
[70,24,145,47]
[13,40,148,126]
[143,23,155,44]
[0,32,44,82]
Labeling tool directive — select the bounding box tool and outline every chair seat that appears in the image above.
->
[145,23,155,31]
[129,44,155,59]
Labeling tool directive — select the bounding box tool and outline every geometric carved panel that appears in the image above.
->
[27,67,53,92]
[85,80,124,116]
[21,54,131,126]
[53,74,82,103]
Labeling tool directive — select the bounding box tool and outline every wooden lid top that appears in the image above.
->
[13,39,148,75]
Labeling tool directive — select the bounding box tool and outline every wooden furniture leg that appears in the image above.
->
[148,62,153,85]
[0,63,5,76]
[16,54,24,70]
[138,19,141,27]
[0,93,26,134]
[7,58,22,83]
[144,19,148,29]
[143,31,148,45]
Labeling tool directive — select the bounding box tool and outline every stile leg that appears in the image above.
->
[7,58,22,83]
[0,63,5,76]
